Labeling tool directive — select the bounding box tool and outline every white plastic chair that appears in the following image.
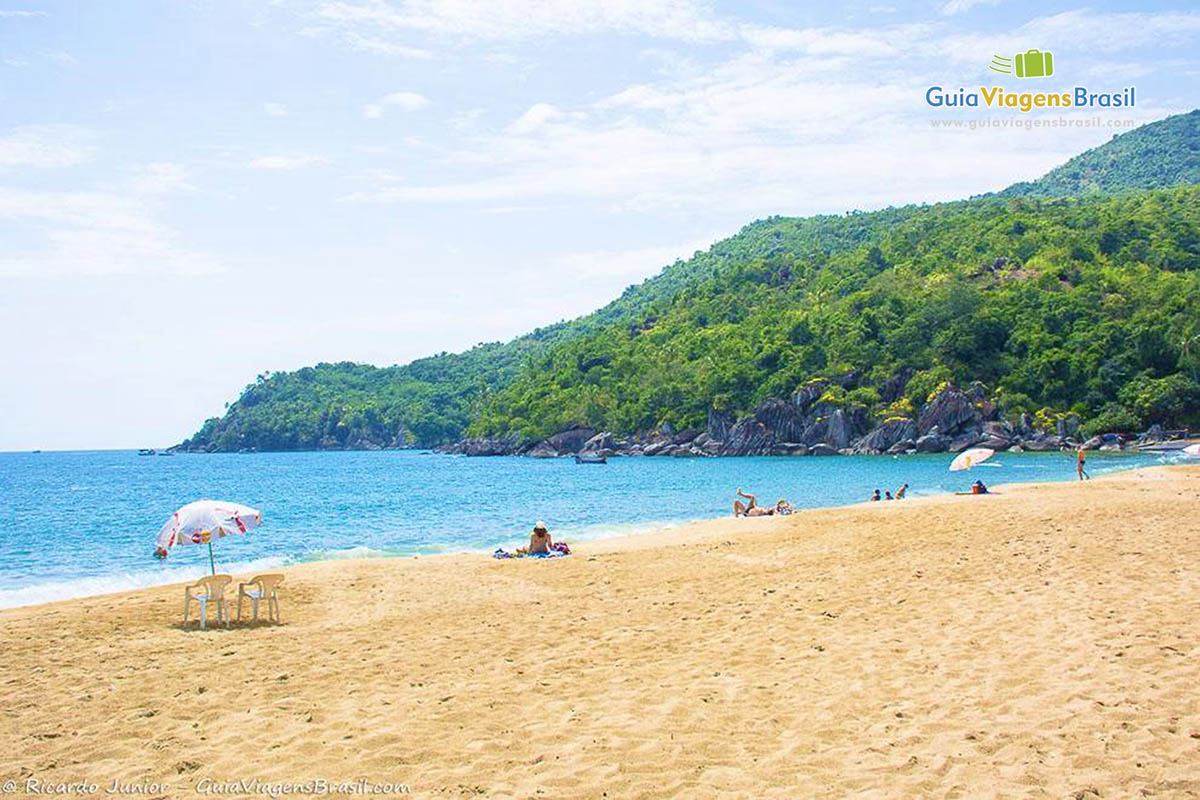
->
[183,574,233,630]
[237,574,284,624]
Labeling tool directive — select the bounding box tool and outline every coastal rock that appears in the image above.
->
[527,442,559,458]
[880,368,915,403]
[771,442,809,456]
[887,440,916,454]
[643,440,671,456]
[809,443,839,456]
[581,431,617,453]
[1021,434,1061,452]
[948,431,983,453]
[706,408,734,441]
[915,433,949,453]
[918,388,979,437]
[670,428,701,445]
[439,432,526,456]
[546,426,598,454]
[1082,435,1103,450]
[792,379,831,413]
[1008,444,1024,453]
[854,418,917,454]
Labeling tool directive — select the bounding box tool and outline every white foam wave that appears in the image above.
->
[0,555,287,609]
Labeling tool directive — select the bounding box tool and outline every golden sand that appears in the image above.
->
[3,466,1199,798]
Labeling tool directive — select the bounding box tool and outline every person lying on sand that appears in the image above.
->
[733,489,790,517]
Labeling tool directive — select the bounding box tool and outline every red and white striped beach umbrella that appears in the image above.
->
[154,499,263,574]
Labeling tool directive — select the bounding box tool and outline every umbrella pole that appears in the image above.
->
[208,541,215,575]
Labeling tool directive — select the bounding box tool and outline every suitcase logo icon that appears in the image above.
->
[990,49,1054,78]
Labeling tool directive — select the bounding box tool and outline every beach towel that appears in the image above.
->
[493,541,571,560]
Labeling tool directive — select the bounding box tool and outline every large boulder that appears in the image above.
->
[948,431,983,452]
[792,379,831,413]
[527,441,559,458]
[581,431,617,453]
[1021,433,1062,451]
[546,426,598,454]
[706,408,734,441]
[915,433,949,453]
[853,418,918,454]
[809,443,839,456]
[720,418,774,456]
[771,442,810,456]
[918,388,979,436]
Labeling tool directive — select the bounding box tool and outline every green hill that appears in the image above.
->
[1000,109,1200,197]
[182,112,1200,453]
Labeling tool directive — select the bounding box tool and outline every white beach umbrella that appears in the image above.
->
[154,500,263,574]
[949,447,995,471]
[1183,443,1200,456]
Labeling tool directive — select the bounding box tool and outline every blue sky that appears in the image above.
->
[1,0,1197,450]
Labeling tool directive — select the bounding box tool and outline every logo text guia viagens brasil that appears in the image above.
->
[927,49,1135,113]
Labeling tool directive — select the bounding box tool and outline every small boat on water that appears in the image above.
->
[574,453,607,464]
[137,448,156,456]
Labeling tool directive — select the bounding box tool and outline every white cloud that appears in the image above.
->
[0,9,46,18]
[941,0,1004,16]
[0,169,221,278]
[129,162,194,195]
[248,154,328,169]
[938,9,1200,64]
[0,124,93,168]
[339,8,1190,218]
[361,89,429,118]
[505,103,583,134]
[263,102,289,116]
[312,0,732,43]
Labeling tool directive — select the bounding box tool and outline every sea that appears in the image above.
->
[0,448,1179,608]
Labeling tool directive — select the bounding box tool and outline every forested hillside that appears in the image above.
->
[181,111,1200,453]
[469,188,1200,443]
[1001,109,1199,197]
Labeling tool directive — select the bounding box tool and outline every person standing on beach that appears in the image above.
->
[1076,447,1089,481]
[896,483,909,499]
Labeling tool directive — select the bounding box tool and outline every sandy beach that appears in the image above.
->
[3,466,1199,798]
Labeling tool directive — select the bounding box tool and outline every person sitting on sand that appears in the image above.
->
[870,489,881,502]
[896,483,909,499]
[884,491,894,500]
[734,489,783,517]
[972,480,989,495]
[526,521,553,554]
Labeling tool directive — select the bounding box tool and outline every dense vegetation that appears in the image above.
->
[184,111,1200,452]
[1001,109,1199,197]
[470,187,1200,442]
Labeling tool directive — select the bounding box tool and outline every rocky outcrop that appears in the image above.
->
[853,418,917,454]
[917,388,979,437]
[545,426,597,453]
[439,381,1138,459]
[915,432,950,453]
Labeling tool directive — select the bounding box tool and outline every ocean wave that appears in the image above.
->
[0,555,288,609]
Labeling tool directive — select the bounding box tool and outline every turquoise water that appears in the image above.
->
[0,448,1176,607]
